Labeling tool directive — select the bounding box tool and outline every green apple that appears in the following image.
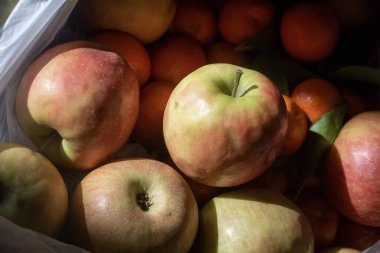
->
[191,187,314,253]
[77,0,177,44]
[163,63,288,187]
[0,142,68,237]
[15,40,139,170]
[68,158,199,253]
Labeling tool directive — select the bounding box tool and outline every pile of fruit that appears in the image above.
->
[1,0,380,252]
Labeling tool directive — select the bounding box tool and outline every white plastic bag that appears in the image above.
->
[0,217,90,253]
[0,1,91,252]
[0,0,78,148]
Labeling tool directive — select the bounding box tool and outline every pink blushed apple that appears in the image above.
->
[68,158,199,253]
[163,63,288,187]
[15,41,139,170]
[322,111,380,227]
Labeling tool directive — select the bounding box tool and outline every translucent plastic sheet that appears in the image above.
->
[0,1,90,252]
[0,217,90,253]
[0,0,77,148]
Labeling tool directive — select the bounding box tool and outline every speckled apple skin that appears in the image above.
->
[322,111,380,227]
[163,63,288,187]
[15,41,139,170]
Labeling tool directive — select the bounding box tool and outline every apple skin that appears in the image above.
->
[163,63,288,187]
[295,189,340,249]
[15,41,139,170]
[77,0,177,44]
[68,158,199,253]
[0,142,68,238]
[191,188,314,253]
[322,111,380,226]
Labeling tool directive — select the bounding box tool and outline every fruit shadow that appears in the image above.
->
[59,181,93,251]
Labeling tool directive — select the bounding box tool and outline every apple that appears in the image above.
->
[191,187,314,253]
[0,142,68,238]
[321,111,380,226]
[68,158,199,253]
[76,0,177,44]
[295,189,340,249]
[15,40,140,170]
[163,63,288,187]
[317,247,360,253]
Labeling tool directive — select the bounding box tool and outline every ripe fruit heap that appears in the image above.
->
[1,0,380,252]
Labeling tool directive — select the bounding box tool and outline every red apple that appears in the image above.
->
[296,189,340,249]
[322,111,380,226]
[0,142,68,237]
[77,0,177,44]
[68,158,198,253]
[15,40,139,170]
[163,63,288,187]
[191,188,314,252]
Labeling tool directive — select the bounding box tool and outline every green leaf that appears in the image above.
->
[287,105,347,201]
[248,52,315,96]
[235,24,281,53]
[248,53,289,95]
[333,66,380,85]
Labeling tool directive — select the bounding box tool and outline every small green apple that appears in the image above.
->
[0,142,68,237]
[191,187,314,253]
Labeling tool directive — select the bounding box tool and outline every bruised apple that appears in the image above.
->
[68,158,198,253]
[77,0,177,44]
[163,63,287,187]
[15,41,139,170]
[322,111,380,227]
[191,188,314,253]
[0,142,68,237]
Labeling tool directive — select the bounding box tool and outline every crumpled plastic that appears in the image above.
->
[0,0,77,148]
[0,1,92,252]
[0,217,90,253]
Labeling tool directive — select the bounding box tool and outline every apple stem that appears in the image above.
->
[136,193,153,211]
[231,69,244,97]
